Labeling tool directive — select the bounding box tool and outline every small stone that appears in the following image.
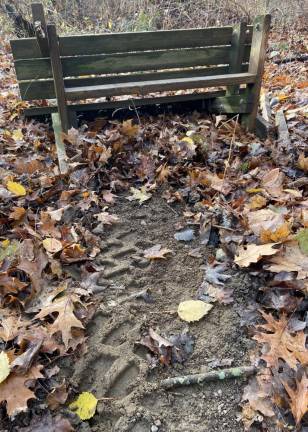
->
[154,419,161,427]
[215,248,226,261]
[151,426,159,432]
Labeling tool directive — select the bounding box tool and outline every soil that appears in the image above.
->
[59,193,259,432]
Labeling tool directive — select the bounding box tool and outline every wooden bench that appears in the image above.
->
[10,4,270,171]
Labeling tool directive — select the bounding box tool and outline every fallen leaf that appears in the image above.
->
[0,351,10,384]
[18,247,49,294]
[261,168,285,198]
[47,381,68,410]
[247,208,290,242]
[298,153,308,172]
[282,374,308,425]
[235,243,279,267]
[12,129,23,141]
[206,172,232,195]
[0,364,43,417]
[248,194,267,210]
[295,228,308,255]
[11,340,42,373]
[144,244,173,259]
[9,207,26,221]
[60,243,87,263]
[127,187,152,204]
[121,119,139,137]
[203,264,231,286]
[94,212,120,225]
[254,311,308,369]
[35,295,84,349]
[6,181,26,197]
[17,413,74,432]
[43,238,63,254]
[69,391,98,420]
[177,300,213,322]
[267,240,308,279]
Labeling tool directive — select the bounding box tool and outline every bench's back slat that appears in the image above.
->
[10,26,252,59]
[14,45,251,81]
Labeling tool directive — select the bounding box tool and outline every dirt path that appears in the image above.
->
[60,194,257,432]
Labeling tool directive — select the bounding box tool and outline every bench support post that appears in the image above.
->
[226,21,247,96]
[51,113,69,174]
[31,3,49,57]
[241,15,271,132]
[47,24,70,133]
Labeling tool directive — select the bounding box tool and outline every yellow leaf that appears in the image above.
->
[0,352,10,384]
[127,187,152,204]
[69,391,98,420]
[1,239,10,248]
[248,194,267,210]
[6,181,26,197]
[121,119,139,137]
[246,188,264,194]
[42,238,63,253]
[177,300,213,322]
[260,222,291,243]
[12,129,23,141]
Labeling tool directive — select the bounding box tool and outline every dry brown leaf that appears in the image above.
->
[0,364,43,417]
[47,381,68,410]
[0,315,29,342]
[267,240,308,279]
[34,295,84,349]
[9,207,26,221]
[60,243,87,263]
[282,374,308,425]
[235,243,280,267]
[17,247,48,294]
[0,272,28,295]
[144,244,173,259]
[261,168,285,198]
[206,172,232,195]
[121,119,139,137]
[247,208,290,242]
[248,194,267,210]
[298,153,308,172]
[254,311,308,369]
[94,212,120,225]
[156,163,171,184]
[42,238,63,254]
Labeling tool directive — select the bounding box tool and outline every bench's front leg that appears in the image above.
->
[241,15,271,132]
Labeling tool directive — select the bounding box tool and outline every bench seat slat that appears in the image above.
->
[15,46,251,81]
[10,26,253,59]
[19,65,249,100]
[65,72,256,100]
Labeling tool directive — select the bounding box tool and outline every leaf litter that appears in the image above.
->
[0,19,307,432]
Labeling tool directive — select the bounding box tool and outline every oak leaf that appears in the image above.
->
[34,295,84,349]
[235,243,279,267]
[17,247,48,294]
[254,311,308,369]
[127,187,152,204]
[282,374,308,425]
[0,364,43,417]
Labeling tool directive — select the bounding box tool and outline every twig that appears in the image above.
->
[160,366,257,389]
[222,114,239,182]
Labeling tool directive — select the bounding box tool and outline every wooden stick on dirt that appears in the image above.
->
[160,366,257,389]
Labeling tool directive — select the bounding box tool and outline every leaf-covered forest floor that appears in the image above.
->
[0,23,307,432]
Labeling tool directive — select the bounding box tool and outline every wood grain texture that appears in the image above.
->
[19,64,248,100]
[242,15,271,131]
[51,113,68,174]
[227,21,247,95]
[65,73,256,100]
[47,24,69,132]
[10,25,253,59]
[31,3,49,56]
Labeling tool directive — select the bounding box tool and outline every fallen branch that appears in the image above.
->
[273,54,308,64]
[160,366,256,388]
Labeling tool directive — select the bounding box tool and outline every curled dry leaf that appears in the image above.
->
[267,240,308,279]
[282,373,308,425]
[247,208,290,243]
[144,244,173,260]
[94,212,120,225]
[42,238,63,254]
[178,300,213,322]
[235,243,280,267]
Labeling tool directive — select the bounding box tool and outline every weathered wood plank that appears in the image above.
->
[47,24,69,132]
[10,25,253,59]
[65,73,256,100]
[51,113,68,174]
[19,64,249,100]
[23,90,231,116]
[242,15,271,131]
[31,3,49,57]
[14,45,251,81]
[227,21,247,95]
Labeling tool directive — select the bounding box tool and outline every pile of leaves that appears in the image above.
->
[0,22,307,431]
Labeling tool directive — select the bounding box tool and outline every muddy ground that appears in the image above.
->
[58,193,259,432]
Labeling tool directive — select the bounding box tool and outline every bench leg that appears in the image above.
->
[52,113,69,174]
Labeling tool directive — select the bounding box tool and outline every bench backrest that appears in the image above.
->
[11,25,253,101]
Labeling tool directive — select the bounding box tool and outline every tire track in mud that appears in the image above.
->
[69,198,255,432]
